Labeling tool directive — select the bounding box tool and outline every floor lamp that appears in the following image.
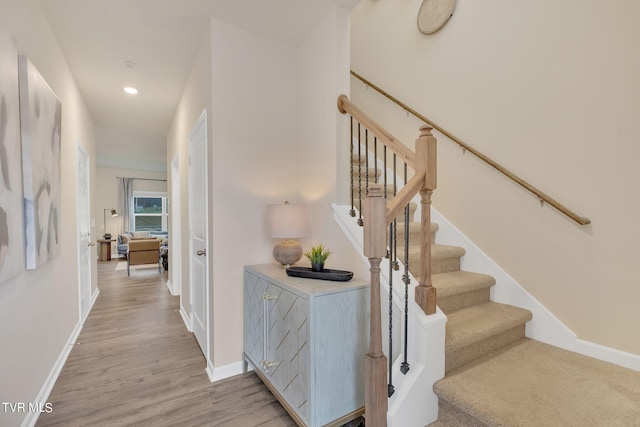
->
[103,208,118,240]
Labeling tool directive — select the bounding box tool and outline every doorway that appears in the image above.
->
[169,153,181,296]
[76,144,93,320]
[188,110,211,372]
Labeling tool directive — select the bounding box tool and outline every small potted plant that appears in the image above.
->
[304,243,333,272]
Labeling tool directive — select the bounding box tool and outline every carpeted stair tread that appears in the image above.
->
[431,269,495,315]
[398,243,465,262]
[397,221,440,244]
[352,182,395,196]
[445,302,532,354]
[432,244,466,260]
[396,243,466,277]
[352,167,380,179]
[351,153,367,163]
[395,221,439,244]
[351,199,418,222]
[433,271,496,314]
[433,271,495,298]
[433,338,640,426]
[396,220,439,234]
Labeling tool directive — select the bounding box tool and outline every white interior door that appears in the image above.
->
[76,144,92,320]
[188,110,209,358]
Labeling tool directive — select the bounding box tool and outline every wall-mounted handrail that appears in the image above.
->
[350,70,591,226]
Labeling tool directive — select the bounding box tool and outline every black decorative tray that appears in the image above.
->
[286,267,353,282]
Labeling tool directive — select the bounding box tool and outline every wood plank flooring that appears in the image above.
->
[37,260,296,427]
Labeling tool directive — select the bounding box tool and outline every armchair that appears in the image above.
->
[127,239,161,276]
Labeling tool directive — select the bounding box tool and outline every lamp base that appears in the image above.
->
[273,240,302,267]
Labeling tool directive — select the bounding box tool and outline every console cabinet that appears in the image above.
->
[243,264,369,427]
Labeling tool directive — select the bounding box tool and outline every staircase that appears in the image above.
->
[350,153,640,426]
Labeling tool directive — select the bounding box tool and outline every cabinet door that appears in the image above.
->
[244,273,269,365]
[264,283,310,421]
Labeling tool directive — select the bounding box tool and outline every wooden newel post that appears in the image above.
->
[415,124,437,315]
[363,184,388,427]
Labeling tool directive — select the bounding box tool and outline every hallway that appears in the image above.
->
[37,261,295,426]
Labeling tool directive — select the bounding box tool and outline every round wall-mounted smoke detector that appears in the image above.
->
[122,59,137,70]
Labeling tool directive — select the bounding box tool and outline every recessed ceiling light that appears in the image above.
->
[124,87,138,95]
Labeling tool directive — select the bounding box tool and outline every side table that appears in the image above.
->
[97,239,115,261]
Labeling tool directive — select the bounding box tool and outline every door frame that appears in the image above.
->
[169,153,181,296]
[188,109,212,376]
[76,143,94,321]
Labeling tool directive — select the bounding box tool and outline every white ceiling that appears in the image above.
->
[39,0,359,171]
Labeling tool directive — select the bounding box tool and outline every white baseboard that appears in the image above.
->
[166,279,179,296]
[576,339,640,372]
[23,286,101,427]
[179,306,191,332]
[21,320,84,427]
[425,207,640,370]
[207,361,249,383]
[205,359,216,382]
[335,203,640,373]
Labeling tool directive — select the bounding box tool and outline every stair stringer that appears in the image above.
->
[430,207,578,352]
[333,203,446,427]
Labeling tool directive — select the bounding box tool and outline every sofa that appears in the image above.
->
[117,231,168,258]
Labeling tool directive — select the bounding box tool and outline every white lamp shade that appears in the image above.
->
[266,203,308,239]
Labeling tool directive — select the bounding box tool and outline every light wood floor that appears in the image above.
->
[37,260,296,427]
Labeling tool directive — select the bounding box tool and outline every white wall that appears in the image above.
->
[209,17,299,367]
[168,7,364,374]
[0,1,96,425]
[167,24,212,328]
[297,7,369,277]
[96,127,167,173]
[351,0,640,355]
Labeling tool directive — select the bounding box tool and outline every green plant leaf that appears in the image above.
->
[303,243,333,264]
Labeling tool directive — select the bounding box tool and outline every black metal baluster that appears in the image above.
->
[383,145,387,198]
[392,154,399,271]
[349,116,355,217]
[401,162,410,375]
[357,123,363,226]
[384,146,390,260]
[374,137,378,184]
[388,222,395,397]
[365,129,369,197]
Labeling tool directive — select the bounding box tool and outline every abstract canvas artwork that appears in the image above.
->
[18,55,62,270]
[0,29,24,282]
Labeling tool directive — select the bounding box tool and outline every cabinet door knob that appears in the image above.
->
[196,249,206,256]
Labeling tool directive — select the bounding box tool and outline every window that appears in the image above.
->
[133,192,168,232]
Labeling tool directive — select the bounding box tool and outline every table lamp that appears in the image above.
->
[266,201,308,267]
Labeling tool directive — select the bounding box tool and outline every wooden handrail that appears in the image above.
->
[350,70,591,226]
[346,104,438,426]
[338,94,415,169]
[386,174,424,226]
[363,185,390,427]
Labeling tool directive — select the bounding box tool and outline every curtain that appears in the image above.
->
[119,177,134,233]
